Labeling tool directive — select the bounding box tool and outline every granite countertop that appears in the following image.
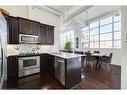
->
[7,52,46,57]
[48,52,84,59]
[7,52,84,59]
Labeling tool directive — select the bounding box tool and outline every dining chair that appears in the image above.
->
[84,52,97,70]
[99,53,113,72]
[87,50,90,53]
[94,51,100,53]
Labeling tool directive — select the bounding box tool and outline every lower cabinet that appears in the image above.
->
[65,57,81,88]
[7,56,18,80]
[47,55,55,75]
[40,54,46,72]
[40,54,55,75]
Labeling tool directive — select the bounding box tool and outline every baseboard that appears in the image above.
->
[111,64,121,67]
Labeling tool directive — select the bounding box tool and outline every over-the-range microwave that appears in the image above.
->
[19,34,39,44]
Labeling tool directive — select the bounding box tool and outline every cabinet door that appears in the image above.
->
[6,16,19,44]
[7,56,18,80]
[39,24,47,44]
[66,58,81,88]
[19,18,39,36]
[48,55,55,75]
[40,54,46,72]
[19,18,33,35]
[31,21,40,36]
[47,26,54,45]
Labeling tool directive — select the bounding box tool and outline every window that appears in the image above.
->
[60,30,74,48]
[81,27,89,48]
[90,21,99,48]
[100,16,112,26]
[81,13,121,49]
[113,15,121,48]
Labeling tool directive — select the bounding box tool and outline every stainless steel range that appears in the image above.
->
[18,55,40,77]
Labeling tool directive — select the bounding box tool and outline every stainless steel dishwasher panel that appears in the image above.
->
[55,57,65,86]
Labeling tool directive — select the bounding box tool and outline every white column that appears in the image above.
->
[28,6,32,19]
[121,6,127,89]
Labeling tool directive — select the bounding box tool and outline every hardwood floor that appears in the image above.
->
[3,64,121,89]
[75,64,121,89]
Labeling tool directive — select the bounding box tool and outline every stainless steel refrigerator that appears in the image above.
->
[0,12,7,89]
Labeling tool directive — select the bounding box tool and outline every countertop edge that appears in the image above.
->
[7,52,84,59]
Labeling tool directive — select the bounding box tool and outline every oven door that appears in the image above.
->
[19,56,40,71]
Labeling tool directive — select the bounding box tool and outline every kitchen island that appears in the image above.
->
[47,52,83,89]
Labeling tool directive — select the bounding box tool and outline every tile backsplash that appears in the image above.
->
[7,44,53,56]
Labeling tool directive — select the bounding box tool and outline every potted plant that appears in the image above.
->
[64,41,73,51]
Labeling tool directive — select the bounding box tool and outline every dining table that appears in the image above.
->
[84,52,109,69]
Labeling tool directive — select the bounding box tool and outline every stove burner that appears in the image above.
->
[18,52,39,56]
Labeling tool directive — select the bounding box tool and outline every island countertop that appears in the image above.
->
[48,52,84,59]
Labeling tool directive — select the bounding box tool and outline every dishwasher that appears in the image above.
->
[55,57,65,86]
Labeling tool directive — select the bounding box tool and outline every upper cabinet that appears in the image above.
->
[47,26,54,45]
[39,24,54,45]
[18,17,40,36]
[3,14,54,45]
[39,24,48,44]
[4,15,19,44]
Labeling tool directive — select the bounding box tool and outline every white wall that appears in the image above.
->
[121,6,127,89]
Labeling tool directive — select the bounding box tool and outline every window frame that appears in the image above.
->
[60,30,75,49]
[81,14,121,49]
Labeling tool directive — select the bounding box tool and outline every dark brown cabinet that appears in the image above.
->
[47,55,55,75]
[19,17,40,36]
[39,24,48,44]
[32,21,40,36]
[7,56,18,80]
[39,24,54,45]
[5,16,19,44]
[3,14,54,44]
[40,54,55,75]
[47,26,54,45]
[40,54,47,72]
[2,13,19,44]
[65,57,81,88]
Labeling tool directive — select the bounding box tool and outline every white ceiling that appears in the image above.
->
[46,6,73,14]
[46,6,93,22]
[60,6,120,30]
[41,6,119,28]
